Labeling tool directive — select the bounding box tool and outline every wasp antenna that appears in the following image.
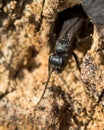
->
[36,65,53,106]
[58,74,69,92]
[58,73,71,104]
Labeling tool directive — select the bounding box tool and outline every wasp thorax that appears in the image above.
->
[55,38,69,54]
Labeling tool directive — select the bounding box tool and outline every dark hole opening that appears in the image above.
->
[49,5,93,53]
[54,5,93,38]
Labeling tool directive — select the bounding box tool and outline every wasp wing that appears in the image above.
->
[57,7,85,41]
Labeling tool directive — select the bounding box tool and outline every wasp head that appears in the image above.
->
[49,54,68,73]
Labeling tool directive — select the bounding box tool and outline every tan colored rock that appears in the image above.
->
[0,0,104,129]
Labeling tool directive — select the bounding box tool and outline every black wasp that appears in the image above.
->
[36,6,87,105]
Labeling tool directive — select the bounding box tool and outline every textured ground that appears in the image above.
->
[0,0,104,130]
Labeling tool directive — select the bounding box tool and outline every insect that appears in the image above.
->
[36,6,86,106]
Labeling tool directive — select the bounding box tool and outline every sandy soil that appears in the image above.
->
[0,0,104,130]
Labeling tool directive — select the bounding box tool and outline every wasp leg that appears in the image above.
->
[76,35,92,46]
[72,52,81,71]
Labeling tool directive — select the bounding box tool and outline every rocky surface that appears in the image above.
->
[0,0,104,130]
